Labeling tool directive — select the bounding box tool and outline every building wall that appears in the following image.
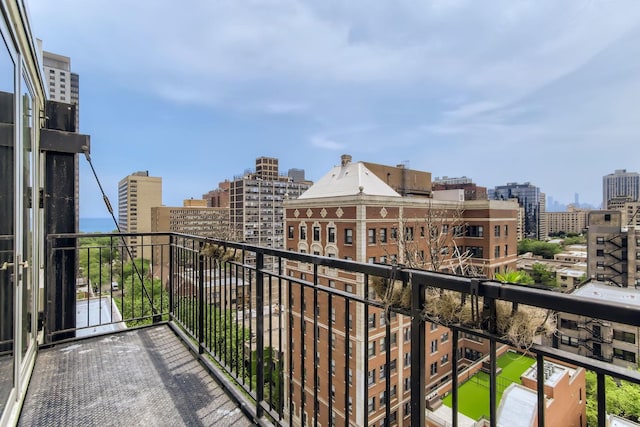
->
[492,182,542,240]
[546,209,589,235]
[603,169,640,209]
[587,211,640,287]
[118,171,162,258]
[283,195,517,425]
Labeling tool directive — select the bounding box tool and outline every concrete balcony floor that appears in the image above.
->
[18,325,253,426]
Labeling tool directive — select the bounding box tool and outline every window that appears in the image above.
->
[331,334,336,349]
[405,227,414,241]
[379,365,386,380]
[380,228,387,243]
[348,340,353,358]
[328,227,336,243]
[504,225,509,236]
[390,359,397,372]
[430,322,438,331]
[430,339,438,353]
[331,308,336,323]
[604,214,611,221]
[466,225,484,237]
[348,396,353,414]
[404,377,410,392]
[391,227,398,240]
[368,228,376,244]
[380,391,387,406]
[348,313,353,330]
[390,332,397,346]
[494,246,500,258]
[368,341,376,357]
[596,236,604,244]
[313,226,320,241]
[404,352,411,366]
[430,362,438,376]
[441,354,449,365]
[300,225,307,240]
[368,256,375,263]
[346,284,353,293]
[614,330,636,344]
[345,228,353,244]
[441,332,449,342]
[348,368,353,385]
[404,328,411,342]
[596,249,604,257]
[288,226,294,238]
[560,318,578,330]
[368,313,376,329]
[614,348,636,363]
[420,226,425,237]
[368,369,376,386]
[505,245,508,256]
[368,397,376,414]
[467,246,484,258]
[560,335,579,347]
[494,225,500,237]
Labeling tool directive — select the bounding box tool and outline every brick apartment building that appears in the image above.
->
[283,155,518,426]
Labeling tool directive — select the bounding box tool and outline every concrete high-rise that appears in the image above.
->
[118,171,162,258]
[603,169,640,209]
[226,157,312,249]
[43,51,79,130]
[42,50,81,230]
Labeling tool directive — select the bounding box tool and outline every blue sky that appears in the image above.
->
[28,0,640,217]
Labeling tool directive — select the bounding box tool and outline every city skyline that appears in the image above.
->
[29,1,640,217]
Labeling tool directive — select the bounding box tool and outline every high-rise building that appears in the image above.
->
[283,155,518,426]
[586,211,640,288]
[118,171,162,258]
[203,180,231,208]
[603,169,640,209]
[226,157,312,251]
[545,206,590,236]
[491,182,543,239]
[42,50,81,230]
[43,51,79,130]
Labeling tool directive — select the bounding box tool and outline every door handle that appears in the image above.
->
[0,262,13,271]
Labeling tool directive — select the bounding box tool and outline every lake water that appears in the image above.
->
[80,217,118,233]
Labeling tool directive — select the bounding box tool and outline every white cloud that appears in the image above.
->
[310,136,345,150]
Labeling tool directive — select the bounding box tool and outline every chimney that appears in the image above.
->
[341,154,352,166]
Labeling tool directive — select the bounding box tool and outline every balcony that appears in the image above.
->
[11,232,640,426]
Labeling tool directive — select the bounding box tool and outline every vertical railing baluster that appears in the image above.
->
[537,353,545,427]
[198,244,205,355]
[452,328,459,427]
[256,250,265,419]
[597,372,606,427]
[410,274,426,427]
[313,263,319,427]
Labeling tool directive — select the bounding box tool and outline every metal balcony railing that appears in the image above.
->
[45,232,640,427]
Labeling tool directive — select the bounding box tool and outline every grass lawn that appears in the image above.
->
[442,351,535,421]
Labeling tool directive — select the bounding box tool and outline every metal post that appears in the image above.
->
[536,353,545,427]
[597,373,606,427]
[256,250,265,419]
[198,248,204,354]
[410,277,426,427]
[452,329,459,427]
[168,235,174,320]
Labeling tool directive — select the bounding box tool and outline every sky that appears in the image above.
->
[28,0,640,218]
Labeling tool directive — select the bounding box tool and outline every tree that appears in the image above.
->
[530,263,558,287]
[518,239,562,259]
[585,371,640,426]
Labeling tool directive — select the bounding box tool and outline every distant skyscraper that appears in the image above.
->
[42,50,81,231]
[118,171,162,258]
[43,51,79,130]
[491,182,543,239]
[603,169,640,209]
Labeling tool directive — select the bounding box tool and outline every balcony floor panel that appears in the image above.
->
[18,325,252,426]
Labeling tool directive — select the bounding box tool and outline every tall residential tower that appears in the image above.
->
[118,171,162,258]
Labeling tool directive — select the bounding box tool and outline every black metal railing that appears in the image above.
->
[45,232,640,427]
